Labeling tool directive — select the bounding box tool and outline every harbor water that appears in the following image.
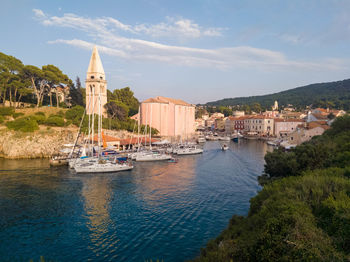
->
[0,140,271,261]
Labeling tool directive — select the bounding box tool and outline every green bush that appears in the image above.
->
[29,114,46,124]
[12,112,24,119]
[57,110,65,116]
[0,107,15,116]
[34,111,46,116]
[6,117,39,132]
[65,105,84,126]
[65,119,72,126]
[0,115,4,124]
[45,115,65,127]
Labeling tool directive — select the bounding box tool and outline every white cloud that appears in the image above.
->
[133,17,224,38]
[32,8,46,19]
[33,9,222,39]
[35,9,349,71]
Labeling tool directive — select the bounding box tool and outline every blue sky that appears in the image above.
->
[1,0,350,104]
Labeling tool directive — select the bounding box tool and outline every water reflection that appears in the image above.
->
[136,156,198,204]
[80,174,114,254]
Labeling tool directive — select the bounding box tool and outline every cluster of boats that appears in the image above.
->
[51,142,204,173]
[50,92,204,173]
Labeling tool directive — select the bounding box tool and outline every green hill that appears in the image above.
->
[206,78,350,110]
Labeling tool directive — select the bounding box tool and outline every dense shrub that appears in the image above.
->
[6,117,39,132]
[45,115,65,127]
[57,110,65,116]
[65,105,84,126]
[12,112,24,119]
[29,114,46,124]
[0,107,15,116]
[0,115,4,124]
[34,111,46,116]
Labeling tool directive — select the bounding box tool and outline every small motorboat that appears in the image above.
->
[221,144,229,151]
[232,137,239,142]
[168,158,178,163]
[50,155,68,166]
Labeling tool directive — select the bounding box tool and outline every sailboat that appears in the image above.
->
[73,46,133,173]
[74,87,133,173]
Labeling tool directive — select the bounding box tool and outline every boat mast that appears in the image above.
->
[98,90,101,159]
[149,103,152,150]
[91,86,95,156]
[137,105,141,151]
[88,88,91,156]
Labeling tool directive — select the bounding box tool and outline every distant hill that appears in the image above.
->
[206,78,350,110]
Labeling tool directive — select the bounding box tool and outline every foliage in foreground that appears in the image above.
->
[193,168,350,262]
[193,115,350,262]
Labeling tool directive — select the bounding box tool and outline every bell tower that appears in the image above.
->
[85,46,107,116]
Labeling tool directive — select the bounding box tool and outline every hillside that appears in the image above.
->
[206,78,350,110]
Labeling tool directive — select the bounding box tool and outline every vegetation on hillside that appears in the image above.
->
[193,115,350,261]
[205,78,350,111]
[0,52,81,108]
[0,52,158,134]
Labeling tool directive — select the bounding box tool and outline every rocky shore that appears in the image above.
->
[0,128,76,159]
[0,127,134,159]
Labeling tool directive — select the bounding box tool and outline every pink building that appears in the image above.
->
[140,96,195,138]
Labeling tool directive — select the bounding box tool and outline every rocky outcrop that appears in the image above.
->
[0,128,76,159]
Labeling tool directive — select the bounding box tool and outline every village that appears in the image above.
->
[195,102,346,149]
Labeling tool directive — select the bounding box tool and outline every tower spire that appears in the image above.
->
[85,46,108,116]
[87,46,105,76]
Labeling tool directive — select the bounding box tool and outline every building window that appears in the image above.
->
[91,76,94,79]
[291,137,294,140]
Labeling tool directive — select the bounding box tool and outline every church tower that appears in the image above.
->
[85,46,107,116]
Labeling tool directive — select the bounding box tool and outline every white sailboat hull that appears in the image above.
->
[135,154,172,161]
[74,162,133,173]
[176,148,203,155]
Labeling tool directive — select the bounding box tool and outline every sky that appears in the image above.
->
[1,0,350,104]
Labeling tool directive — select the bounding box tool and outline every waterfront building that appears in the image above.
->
[215,118,226,130]
[274,119,306,138]
[140,96,195,138]
[244,116,274,136]
[85,46,107,116]
[225,116,246,133]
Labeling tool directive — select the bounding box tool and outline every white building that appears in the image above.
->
[244,116,274,136]
[274,119,305,138]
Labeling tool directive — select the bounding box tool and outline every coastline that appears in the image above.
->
[0,128,76,159]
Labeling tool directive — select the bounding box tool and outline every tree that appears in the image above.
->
[69,76,84,106]
[104,101,129,121]
[0,52,24,107]
[112,87,139,116]
[42,65,72,108]
[22,65,45,107]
